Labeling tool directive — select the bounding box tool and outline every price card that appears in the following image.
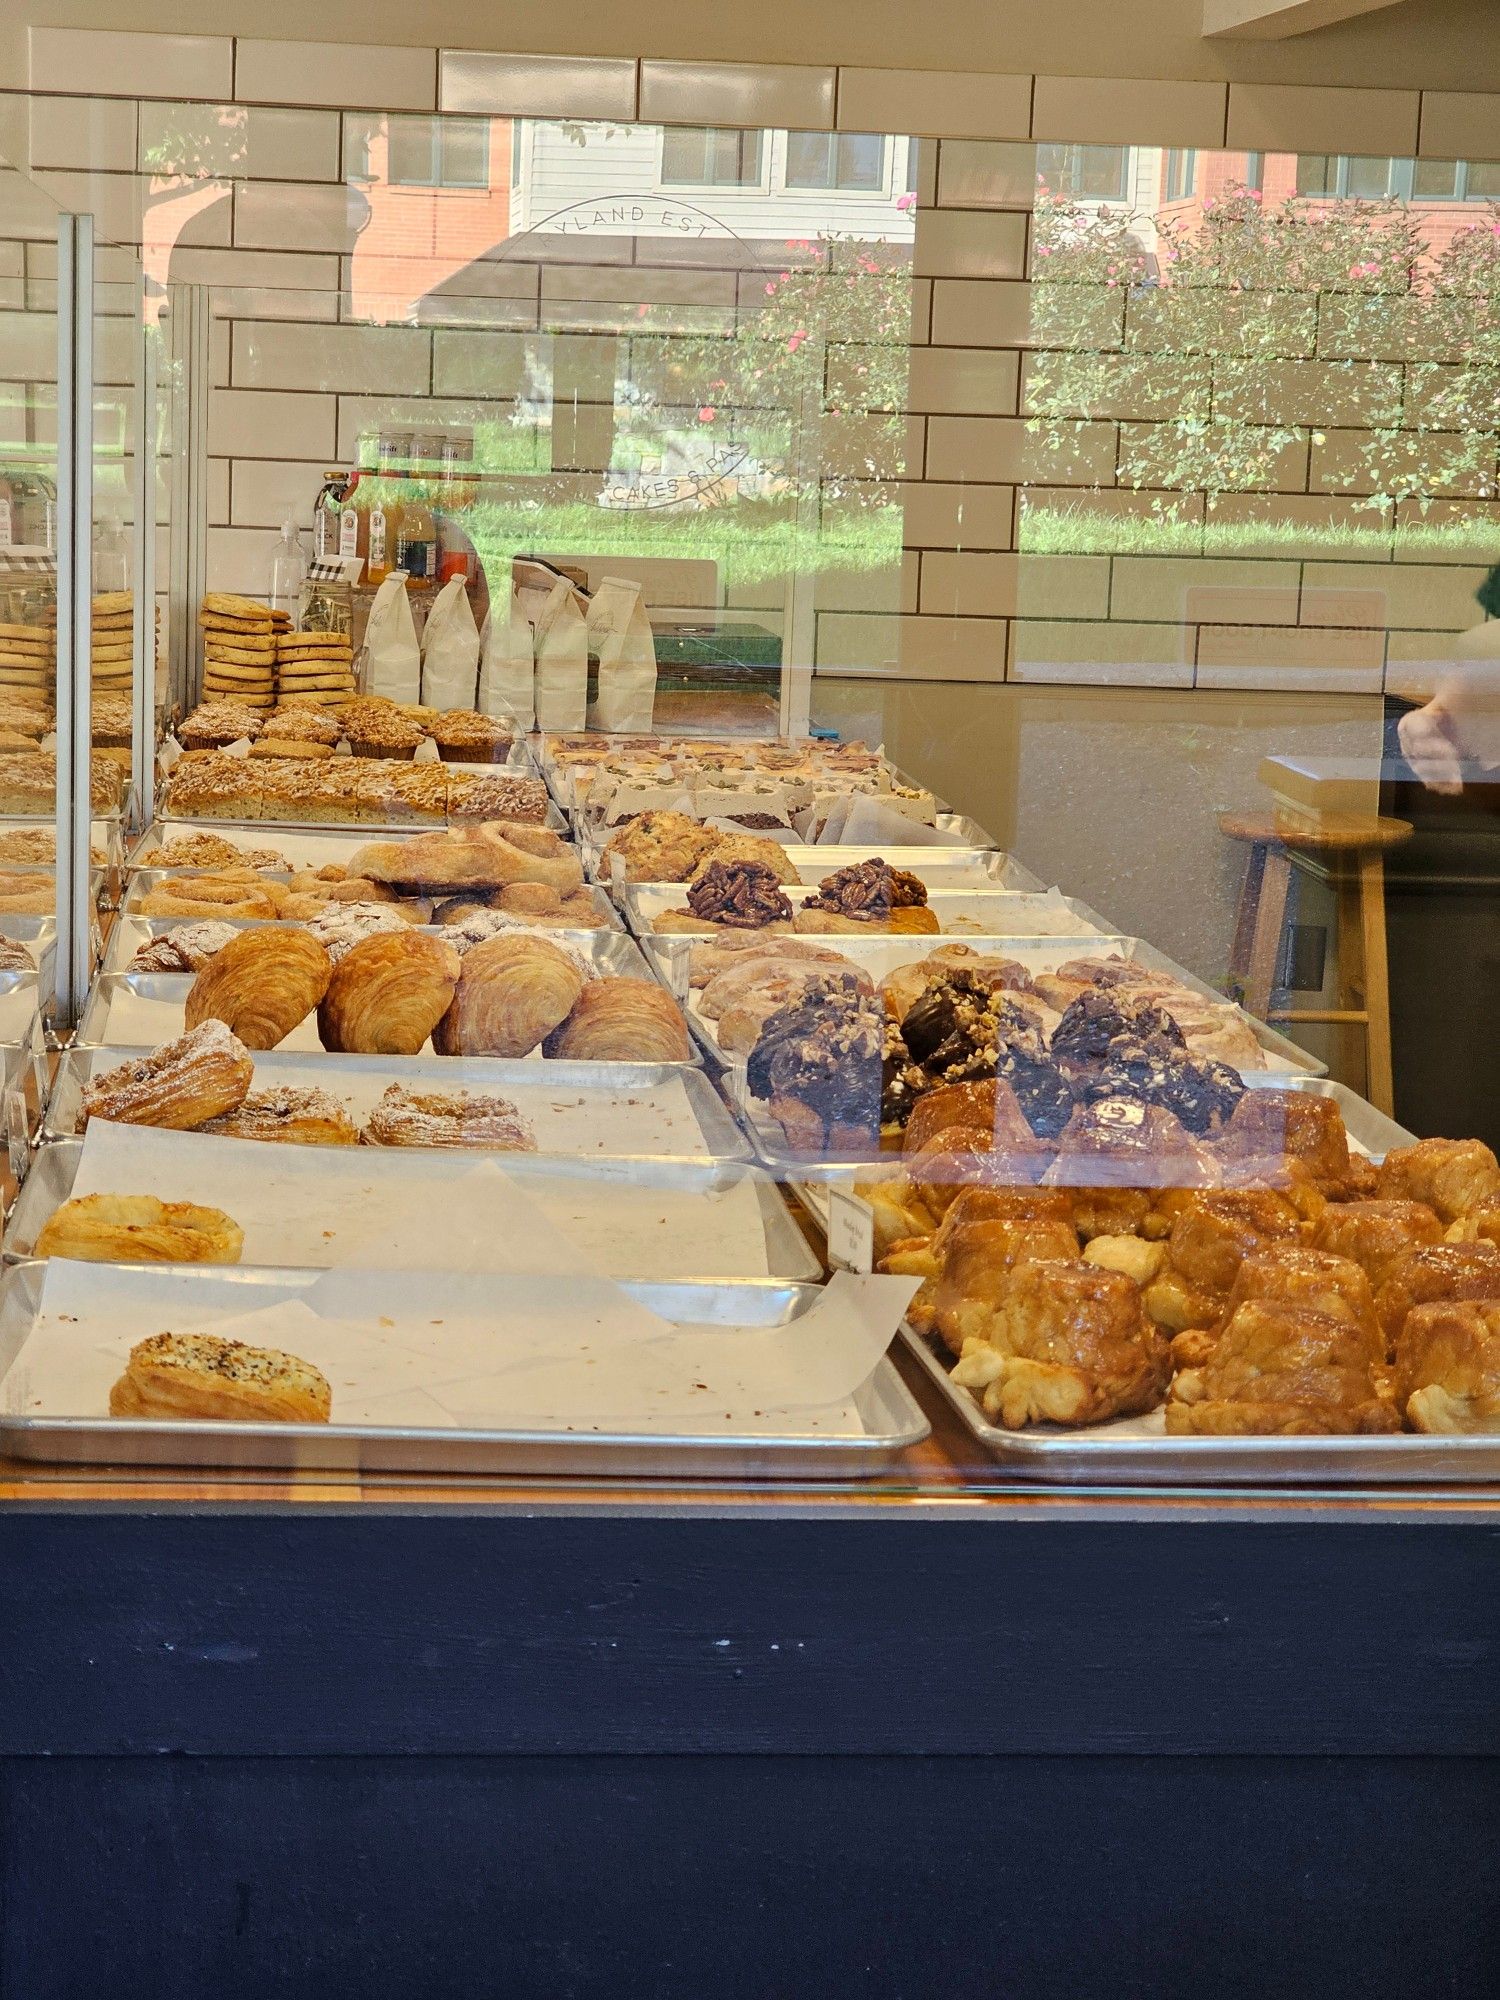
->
[662,943,689,1003]
[826,1186,875,1274]
[5,1087,28,1184]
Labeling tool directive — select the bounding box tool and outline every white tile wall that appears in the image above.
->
[138,103,341,183]
[208,387,338,460]
[233,40,437,113]
[29,29,233,102]
[439,51,637,121]
[230,318,431,394]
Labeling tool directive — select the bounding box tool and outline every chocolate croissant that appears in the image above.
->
[317,930,462,1054]
[184,927,333,1050]
[542,978,693,1063]
[432,934,588,1058]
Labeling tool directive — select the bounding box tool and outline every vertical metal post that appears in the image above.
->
[166,282,210,714]
[53,212,93,1031]
[781,373,819,739]
[130,300,157,826]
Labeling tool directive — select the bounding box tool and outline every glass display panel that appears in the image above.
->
[5,99,1500,1498]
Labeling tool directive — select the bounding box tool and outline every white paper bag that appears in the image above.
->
[420,575,481,711]
[587,575,658,732]
[533,577,588,731]
[477,588,536,728]
[362,572,420,702]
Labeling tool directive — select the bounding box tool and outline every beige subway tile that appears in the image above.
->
[813,564,907,615]
[1195,622,1384,694]
[927,414,1033,483]
[918,551,1019,616]
[139,103,340,182]
[234,39,436,112]
[928,279,1033,348]
[1026,283,1128,353]
[29,96,137,174]
[0,308,59,382]
[1018,486,1203,554]
[1015,554,1111,619]
[209,388,337,460]
[1213,355,1402,430]
[1111,555,1299,625]
[818,413,923,480]
[1300,560,1489,631]
[911,138,936,209]
[1418,91,1500,160]
[1010,617,1193,685]
[1023,348,1204,425]
[836,67,1031,141]
[541,265,737,310]
[640,61,833,131]
[902,552,920,616]
[914,209,1027,282]
[935,139,1037,211]
[440,50,636,120]
[231,319,430,396]
[908,278,932,345]
[29,28,232,100]
[896,481,1014,551]
[334,395,521,464]
[31,170,233,250]
[431,329,533,399]
[1032,76,1226,148]
[906,347,1020,417]
[1392,499,1500,565]
[205,456,230,528]
[166,247,341,292]
[813,610,1008,680]
[1226,83,1418,157]
[229,456,335,529]
[233,182,370,256]
[1116,421,1308,495]
[207,524,286,595]
[1385,630,1462,702]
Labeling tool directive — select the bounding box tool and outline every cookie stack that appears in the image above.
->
[276,628,357,709]
[90,590,135,696]
[199,593,284,711]
[0,619,54,701]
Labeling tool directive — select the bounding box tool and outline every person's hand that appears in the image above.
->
[1398,701,1465,795]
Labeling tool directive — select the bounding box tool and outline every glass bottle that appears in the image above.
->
[314,472,348,562]
[266,518,307,623]
[365,436,404,589]
[93,512,129,593]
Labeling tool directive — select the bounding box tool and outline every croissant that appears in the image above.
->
[432,934,587,1057]
[185,927,333,1050]
[541,978,693,1063]
[317,930,462,1054]
[347,823,583,894]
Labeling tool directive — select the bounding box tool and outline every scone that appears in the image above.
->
[108,1331,331,1423]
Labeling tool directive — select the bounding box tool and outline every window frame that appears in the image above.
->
[657,126,770,192]
[383,114,493,192]
[781,131,890,196]
[1036,143,1132,203]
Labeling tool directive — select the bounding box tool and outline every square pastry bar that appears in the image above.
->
[45,1045,747,1162]
[8,1130,819,1285]
[125,819,605,933]
[0,1262,928,1480]
[159,751,562,832]
[0,751,130,821]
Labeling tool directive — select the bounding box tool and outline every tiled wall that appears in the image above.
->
[2,28,1499,696]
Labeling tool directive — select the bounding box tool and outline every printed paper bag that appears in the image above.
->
[362,572,420,702]
[587,575,657,732]
[533,577,588,731]
[420,575,481,711]
[477,588,536,728]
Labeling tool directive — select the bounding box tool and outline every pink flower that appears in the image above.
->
[697,406,716,422]
[1035,244,1053,257]
[636,303,650,318]
[764,281,777,295]
[895,192,916,212]
[787,330,808,353]
[1246,188,1263,201]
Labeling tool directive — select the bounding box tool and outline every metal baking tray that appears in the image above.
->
[898,1323,1500,1486]
[621,884,1112,942]
[157,792,570,837]
[0,784,131,825]
[0,816,124,875]
[0,1263,926,1479]
[100,917,646,980]
[44,1045,750,1163]
[119,876,620,931]
[6,1137,821,1283]
[74,955,698,1067]
[776,846,1040,888]
[581,814,1000,882]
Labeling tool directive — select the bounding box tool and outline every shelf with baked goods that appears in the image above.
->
[621,876,1114,943]
[0,1260,928,1481]
[157,750,565,836]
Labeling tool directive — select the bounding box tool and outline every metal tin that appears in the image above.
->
[45,1045,749,1162]
[7,1138,821,1282]
[898,1325,1500,1487]
[0,1263,927,1479]
[74,961,700,1066]
[621,884,1113,943]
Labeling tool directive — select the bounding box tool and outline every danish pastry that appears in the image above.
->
[128,921,240,972]
[137,873,282,921]
[109,1331,331,1423]
[35,1193,244,1265]
[363,1084,538,1150]
[318,930,462,1054]
[542,978,693,1063]
[198,1086,361,1146]
[432,934,588,1058]
[347,823,583,894]
[82,1020,254,1129]
[185,927,333,1049]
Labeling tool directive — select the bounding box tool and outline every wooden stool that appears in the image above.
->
[1219,809,1412,1116]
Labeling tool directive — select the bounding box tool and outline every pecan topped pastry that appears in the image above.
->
[795,859,940,935]
[681,859,794,931]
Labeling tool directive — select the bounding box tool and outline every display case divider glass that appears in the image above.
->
[130,315,158,828]
[166,284,211,718]
[52,212,93,1031]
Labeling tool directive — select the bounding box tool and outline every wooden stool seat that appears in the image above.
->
[1217,810,1409,1116]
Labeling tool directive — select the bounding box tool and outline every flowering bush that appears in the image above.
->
[1027,184,1500,512]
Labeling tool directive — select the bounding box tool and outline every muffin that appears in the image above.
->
[427,709,513,764]
[346,710,426,760]
[261,707,344,747]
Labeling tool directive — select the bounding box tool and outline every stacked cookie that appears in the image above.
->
[0,618,54,702]
[199,593,286,711]
[276,628,357,708]
[90,590,134,695]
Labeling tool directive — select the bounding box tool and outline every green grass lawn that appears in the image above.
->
[1019,499,1500,563]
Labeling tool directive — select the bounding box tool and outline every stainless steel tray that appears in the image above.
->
[899,1322,1500,1486]
[158,795,570,837]
[76,930,687,1058]
[0,1262,926,1479]
[6,1137,821,1283]
[45,1045,749,1163]
[622,884,1112,942]
[581,816,1001,883]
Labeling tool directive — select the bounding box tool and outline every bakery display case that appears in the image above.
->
[2,102,1500,1502]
